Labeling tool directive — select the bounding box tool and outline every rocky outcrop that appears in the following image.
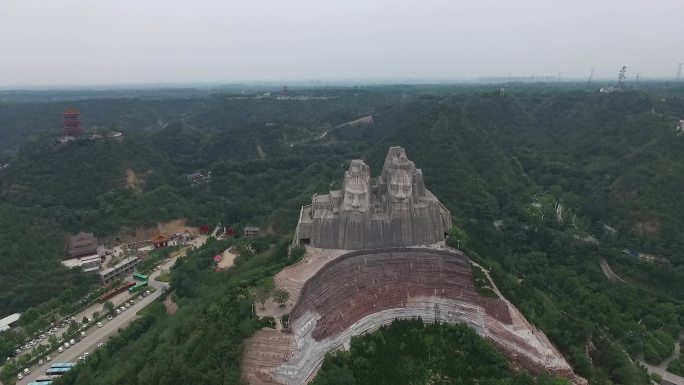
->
[293,147,452,249]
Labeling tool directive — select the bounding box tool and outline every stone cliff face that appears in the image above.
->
[294,147,452,250]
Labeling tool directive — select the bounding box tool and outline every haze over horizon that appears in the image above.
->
[1,0,683,87]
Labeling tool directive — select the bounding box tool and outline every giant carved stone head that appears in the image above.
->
[388,168,412,204]
[341,160,370,213]
[381,147,417,205]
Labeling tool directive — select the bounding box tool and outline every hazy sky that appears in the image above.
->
[1,0,683,86]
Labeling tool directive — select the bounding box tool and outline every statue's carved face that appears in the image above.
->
[342,161,370,212]
[343,181,369,212]
[389,168,412,204]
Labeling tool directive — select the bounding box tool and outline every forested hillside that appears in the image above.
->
[1,84,684,385]
[312,319,569,385]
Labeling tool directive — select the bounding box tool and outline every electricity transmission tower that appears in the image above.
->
[587,67,594,85]
[618,66,627,85]
[677,63,683,81]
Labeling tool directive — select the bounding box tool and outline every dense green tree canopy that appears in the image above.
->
[2,83,684,384]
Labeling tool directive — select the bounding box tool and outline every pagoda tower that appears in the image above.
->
[63,107,83,137]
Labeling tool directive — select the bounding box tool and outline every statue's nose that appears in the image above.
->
[352,195,360,208]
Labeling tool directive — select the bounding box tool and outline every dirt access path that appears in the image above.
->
[599,258,626,283]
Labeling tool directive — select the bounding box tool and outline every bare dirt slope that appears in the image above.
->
[103,218,198,243]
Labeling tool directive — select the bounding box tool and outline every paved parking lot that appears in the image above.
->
[16,279,166,385]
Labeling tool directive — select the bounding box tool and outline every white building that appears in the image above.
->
[99,256,141,285]
[61,253,102,273]
[0,313,21,332]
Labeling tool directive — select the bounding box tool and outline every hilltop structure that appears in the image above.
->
[63,107,84,137]
[294,146,452,249]
[243,146,586,385]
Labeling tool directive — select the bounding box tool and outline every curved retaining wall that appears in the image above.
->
[289,248,511,340]
[272,248,586,385]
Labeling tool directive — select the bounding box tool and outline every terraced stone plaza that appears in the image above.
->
[242,147,587,385]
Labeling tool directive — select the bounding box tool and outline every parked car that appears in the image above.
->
[58,346,64,353]
[97,342,104,348]
[115,309,121,315]
[23,368,29,374]
[46,355,52,361]
[125,302,131,308]
[70,339,75,345]
[17,373,22,380]
[107,314,113,320]
[80,331,86,337]
[97,321,103,328]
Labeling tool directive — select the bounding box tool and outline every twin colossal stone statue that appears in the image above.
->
[294,146,452,249]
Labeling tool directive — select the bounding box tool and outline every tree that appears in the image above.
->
[289,245,306,263]
[83,316,89,325]
[67,322,79,335]
[447,225,469,249]
[252,279,273,311]
[273,290,290,307]
[103,301,115,315]
[92,311,100,320]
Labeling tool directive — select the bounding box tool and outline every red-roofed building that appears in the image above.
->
[63,107,84,137]
[151,233,169,249]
